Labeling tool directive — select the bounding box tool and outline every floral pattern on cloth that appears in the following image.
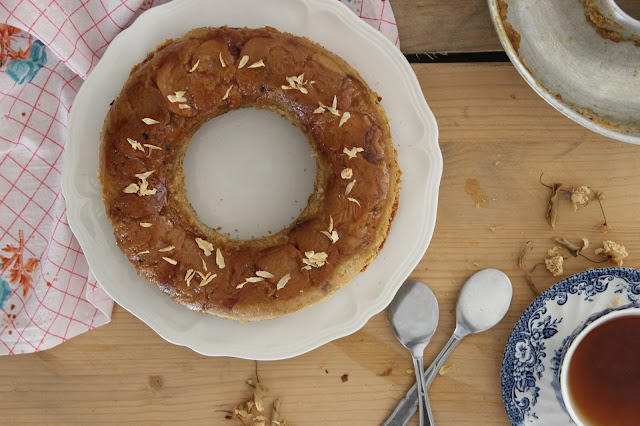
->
[0,0,398,354]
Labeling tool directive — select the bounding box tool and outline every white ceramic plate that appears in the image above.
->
[488,0,640,144]
[62,0,442,359]
[501,268,640,424]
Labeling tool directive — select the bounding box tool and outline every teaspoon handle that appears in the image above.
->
[412,356,432,426]
[424,332,463,388]
[381,332,464,426]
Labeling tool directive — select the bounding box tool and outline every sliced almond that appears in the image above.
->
[348,197,361,207]
[255,270,274,279]
[246,277,264,283]
[162,257,177,265]
[339,111,351,127]
[276,273,291,290]
[135,170,154,180]
[185,269,196,287]
[124,183,140,193]
[136,250,150,256]
[345,180,356,195]
[178,104,191,109]
[167,91,187,103]
[215,248,225,269]
[313,106,325,114]
[201,256,208,272]
[219,52,226,67]
[195,238,213,256]
[248,59,265,68]
[158,246,174,252]
[222,85,233,101]
[142,118,159,125]
[236,281,247,289]
[143,144,162,153]
[238,55,249,69]
[321,230,339,244]
[343,147,364,159]
[139,222,152,227]
[127,138,144,151]
[199,273,217,287]
[189,59,200,73]
[341,168,353,179]
[329,215,334,232]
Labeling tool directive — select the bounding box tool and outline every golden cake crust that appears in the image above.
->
[99,27,399,321]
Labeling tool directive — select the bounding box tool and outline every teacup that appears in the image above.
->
[559,307,640,426]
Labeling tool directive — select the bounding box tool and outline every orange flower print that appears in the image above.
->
[0,230,40,297]
[0,24,32,68]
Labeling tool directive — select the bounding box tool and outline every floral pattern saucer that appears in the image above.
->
[501,268,640,425]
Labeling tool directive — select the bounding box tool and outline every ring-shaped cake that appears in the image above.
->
[99,27,400,321]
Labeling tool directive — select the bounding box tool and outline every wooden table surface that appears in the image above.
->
[3,1,640,425]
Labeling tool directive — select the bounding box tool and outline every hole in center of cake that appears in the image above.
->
[184,108,316,240]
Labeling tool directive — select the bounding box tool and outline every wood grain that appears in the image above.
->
[393,0,502,54]
[1,63,639,424]
[392,0,640,54]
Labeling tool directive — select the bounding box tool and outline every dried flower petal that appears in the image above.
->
[439,365,454,375]
[598,240,628,266]
[518,240,532,270]
[555,237,582,257]
[545,182,562,229]
[570,186,591,210]
[545,246,564,276]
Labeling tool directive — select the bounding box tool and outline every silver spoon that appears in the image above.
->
[388,280,439,426]
[382,269,513,426]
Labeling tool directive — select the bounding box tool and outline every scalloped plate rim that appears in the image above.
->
[62,0,442,359]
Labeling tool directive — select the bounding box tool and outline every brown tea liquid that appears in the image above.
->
[567,315,640,426]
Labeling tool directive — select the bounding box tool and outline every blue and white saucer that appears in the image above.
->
[501,268,640,425]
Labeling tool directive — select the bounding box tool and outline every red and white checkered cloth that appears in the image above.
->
[0,0,399,355]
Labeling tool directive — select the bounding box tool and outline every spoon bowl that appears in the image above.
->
[388,280,439,356]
